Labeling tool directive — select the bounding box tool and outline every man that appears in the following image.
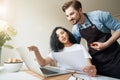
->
[62,0,120,79]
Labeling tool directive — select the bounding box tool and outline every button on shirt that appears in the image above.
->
[72,10,120,43]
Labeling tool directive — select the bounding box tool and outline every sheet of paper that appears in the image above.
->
[53,50,87,71]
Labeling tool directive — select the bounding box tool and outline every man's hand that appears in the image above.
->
[90,42,108,51]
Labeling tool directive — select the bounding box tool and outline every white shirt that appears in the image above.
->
[48,44,91,70]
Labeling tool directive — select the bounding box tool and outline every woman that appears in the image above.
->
[28,26,96,77]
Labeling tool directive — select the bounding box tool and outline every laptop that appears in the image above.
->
[53,49,87,73]
[16,47,71,77]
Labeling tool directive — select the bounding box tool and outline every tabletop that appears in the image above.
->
[0,66,119,80]
[0,66,73,80]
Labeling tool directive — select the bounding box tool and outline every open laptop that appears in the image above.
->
[16,47,70,77]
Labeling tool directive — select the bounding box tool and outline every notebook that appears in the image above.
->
[16,47,70,77]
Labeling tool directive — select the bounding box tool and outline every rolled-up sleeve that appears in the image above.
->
[100,11,120,32]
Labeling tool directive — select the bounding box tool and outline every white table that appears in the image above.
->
[0,66,40,80]
[73,74,119,80]
[0,66,72,80]
[0,66,119,80]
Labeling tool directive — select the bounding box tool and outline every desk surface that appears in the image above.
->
[0,66,119,80]
[0,66,73,80]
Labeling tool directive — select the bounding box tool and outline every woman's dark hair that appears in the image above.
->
[62,0,82,12]
[50,26,77,52]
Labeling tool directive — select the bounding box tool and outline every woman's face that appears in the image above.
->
[56,28,69,44]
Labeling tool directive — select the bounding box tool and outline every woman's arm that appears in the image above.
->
[86,58,92,65]
[83,58,97,77]
[28,46,54,67]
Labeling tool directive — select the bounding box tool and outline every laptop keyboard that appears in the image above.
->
[40,68,58,74]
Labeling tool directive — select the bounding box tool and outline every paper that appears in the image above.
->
[53,49,87,71]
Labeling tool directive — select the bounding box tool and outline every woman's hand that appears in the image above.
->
[28,45,39,52]
[83,65,97,77]
[28,45,47,66]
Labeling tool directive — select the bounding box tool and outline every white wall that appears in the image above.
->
[1,0,72,65]
[1,0,120,65]
[80,0,120,16]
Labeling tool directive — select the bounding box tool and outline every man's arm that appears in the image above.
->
[105,31,120,47]
[91,31,120,51]
[91,11,120,51]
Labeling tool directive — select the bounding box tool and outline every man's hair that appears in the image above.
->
[50,26,77,52]
[62,0,82,12]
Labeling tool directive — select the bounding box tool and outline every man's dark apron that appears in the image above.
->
[79,14,120,78]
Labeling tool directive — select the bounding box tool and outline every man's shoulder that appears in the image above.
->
[86,10,110,20]
[87,10,109,16]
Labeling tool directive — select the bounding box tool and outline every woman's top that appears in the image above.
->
[48,44,91,70]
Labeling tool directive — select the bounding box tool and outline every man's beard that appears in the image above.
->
[76,18,80,24]
[71,15,81,25]
[71,19,79,25]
